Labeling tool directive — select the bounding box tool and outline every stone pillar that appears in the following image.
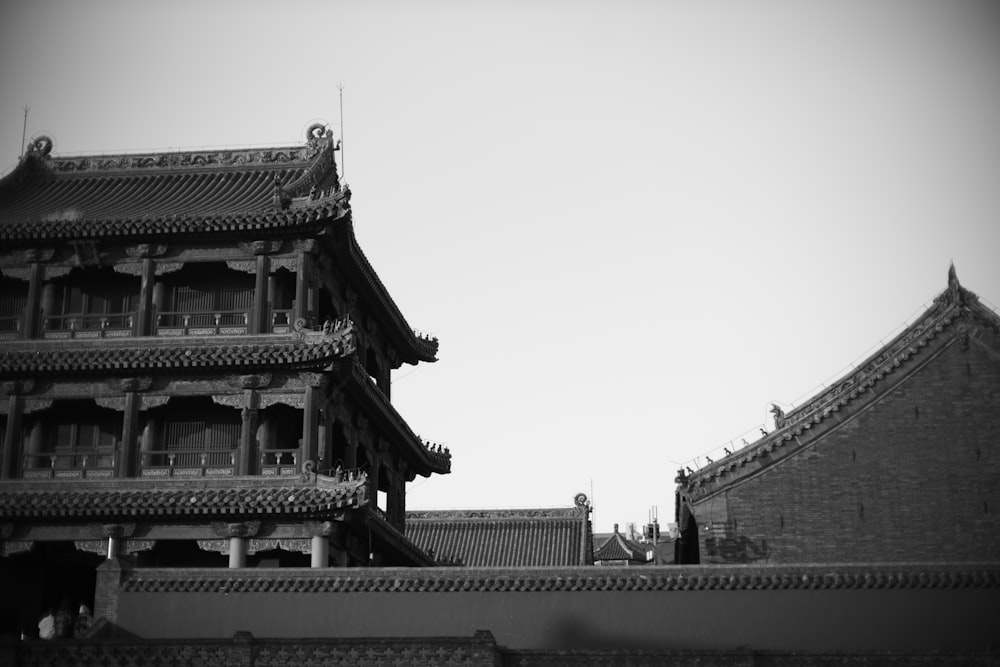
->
[213,522,259,569]
[229,537,246,568]
[310,535,329,568]
[1,395,24,479]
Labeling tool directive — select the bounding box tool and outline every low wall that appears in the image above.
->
[112,562,1000,652]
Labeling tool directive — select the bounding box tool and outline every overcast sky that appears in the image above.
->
[2,1,998,532]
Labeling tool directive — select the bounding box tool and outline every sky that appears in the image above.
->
[2,1,998,533]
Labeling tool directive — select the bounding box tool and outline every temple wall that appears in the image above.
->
[691,339,1000,564]
[105,564,998,652]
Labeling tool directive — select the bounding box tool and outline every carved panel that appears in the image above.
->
[2,541,33,557]
[225,260,257,274]
[107,377,153,393]
[270,258,297,272]
[258,393,304,410]
[211,521,261,538]
[211,394,246,410]
[226,374,272,390]
[74,540,108,556]
[44,266,73,279]
[125,244,167,258]
[196,539,229,555]
[94,397,127,411]
[246,539,280,555]
[238,240,284,256]
[140,396,171,410]
[154,262,184,276]
[1,379,35,396]
[23,399,53,414]
[112,263,144,276]
[123,540,156,554]
[0,267,32,281]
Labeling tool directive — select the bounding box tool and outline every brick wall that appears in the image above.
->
[693,337,1000,564]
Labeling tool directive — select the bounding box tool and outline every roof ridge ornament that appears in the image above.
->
[25,135,53,159]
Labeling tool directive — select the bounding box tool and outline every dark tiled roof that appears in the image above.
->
[0,325,354,375]
[679,270,1000,499]
[0,130,341,237]
[405,508,593,567]
[593,531,652,563]
[0,474,366,520]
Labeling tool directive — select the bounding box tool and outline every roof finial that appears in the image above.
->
[948,262,962,305]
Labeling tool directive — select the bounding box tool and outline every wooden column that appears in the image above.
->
[302,385,319,470]
[117,392,140,478]
[1,396,23,479]
[251,255,269,334]
[22,263,42,339]
[367,447,381,511]
[238,390,258,476]
[294,252,311,328]
[135,258,155,336]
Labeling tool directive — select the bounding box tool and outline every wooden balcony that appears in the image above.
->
[140,448,237,478]
[155,310,249,336]
[42,312,135,339]
[21,449,116,480]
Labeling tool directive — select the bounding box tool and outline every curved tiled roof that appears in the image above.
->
[405,507,592,567]
[0,325,355,375]
[0,130,340,236]
[0,474,367,520]
[593,531,651,563]
[679,270,1000,499]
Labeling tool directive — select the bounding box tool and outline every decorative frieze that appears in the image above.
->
[112,263,144,276]
[74,540,108,556]
[238,240,284,256]
[125,244,167,259]
[43,265,73,279]
[23,399,53,414]
[140,396,171,410]
[226,374,272,390]
[154,262,184,276]
[258,393,304,410]
[212,521,261,539]
[225,260,257,274]
[0,379,35,396]
[107,377,153,393]
[123,540,156,554]
[2,541,33,557]
[94,397,126,411]
[211,394,246,410]
[0,267,32,281]
[270,258,297,272]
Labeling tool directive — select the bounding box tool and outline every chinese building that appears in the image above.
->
[0,125,450,636]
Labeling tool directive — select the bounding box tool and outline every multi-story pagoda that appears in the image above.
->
[0,125,449,634]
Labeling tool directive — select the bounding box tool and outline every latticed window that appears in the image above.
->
[161,415,241,467]
[0,277,27,335]
[47,269,138,331]
[160,265,254,329]
[39,402,118,469]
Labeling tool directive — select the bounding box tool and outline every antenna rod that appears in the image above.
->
[20,105,29,158]
[338,83,345,180]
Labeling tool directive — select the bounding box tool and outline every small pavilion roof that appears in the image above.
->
[593,526,653,563]
[406,503,593,567]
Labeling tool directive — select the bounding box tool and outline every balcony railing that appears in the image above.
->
[155,310,249,336]
[42,312,135,339]
[270,309,293,334]
[0,315,21,340]
[21,449,116,480]
[259,448,299,476]
[140,448,236,478]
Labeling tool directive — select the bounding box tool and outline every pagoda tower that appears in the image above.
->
[0,124,449,634]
